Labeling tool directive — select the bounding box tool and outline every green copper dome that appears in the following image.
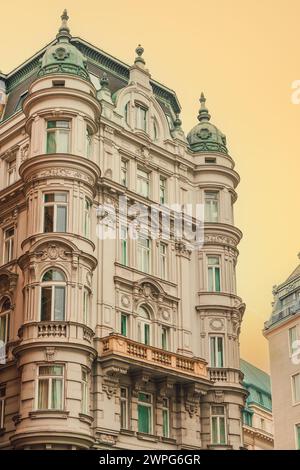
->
[38,10,89,81]
[187,93,228,154]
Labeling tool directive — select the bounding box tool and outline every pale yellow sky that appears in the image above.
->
[2,0,300,372]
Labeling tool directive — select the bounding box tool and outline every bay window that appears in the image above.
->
[121,313,128,337]
[46,120,70,154]
[211,405,226,444]
[43,193,68,233]
[210,336,224,368]
[86,126,93,158]
[37,365,64,410]
[40,269,66,322]
[83,287,90,325]
[138,392,153,434]
[159,242,167,279]
[208,256,221,292]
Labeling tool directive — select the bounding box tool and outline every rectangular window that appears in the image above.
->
[210,336,224,368]
[138,392,152,434]
[4,227,14,263]
[208,256,221,292]
[292,373,300,403]
[137,169,150,198]
[0,311,10,344]
[137,236,151,273]
[84,198,92,238]
[83,288,89,325]
[243,410,253,427]
[289,326,298,355]
[7,159,17,186]
[121,159,128,187]
[205,191,219,222]
[136,105,147,132]
[43,193,68,233]
[211,405,226,445]
[121,313,128,337]
[120,387,129,429]
[162,397,170,438]
[159,176,167,204]
[46,120,70,154]
[81,368,88,414]
[86,126,93,159]
[159,242,167,279]
[0,387,5,429]
[296,424,300,450]
[120,226,128,266]
[37,365,64,410]
[161,327,169,351]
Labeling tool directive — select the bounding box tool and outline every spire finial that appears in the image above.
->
[57,9,71,42]
[134,44,145,66]
[198,92,211,122]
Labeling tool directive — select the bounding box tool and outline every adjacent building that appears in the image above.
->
[264,256,300,449]
[241,359,273,450]
[0,11,247,449]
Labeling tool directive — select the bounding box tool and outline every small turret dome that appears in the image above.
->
[38,10,89,81]
[187,93,228,154]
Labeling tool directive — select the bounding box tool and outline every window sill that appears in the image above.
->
[160,436,176,444]
[207,444,232,450]
[29,410,69,420]
[79,412,94,424]
[120,428,135,436]
[136,432,158,443]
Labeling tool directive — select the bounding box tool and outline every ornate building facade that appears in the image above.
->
[0,11,246,449]
[264,256,300,449]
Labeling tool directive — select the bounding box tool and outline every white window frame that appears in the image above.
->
[0,297,11,345]
[3,227,14,264]
[209,335,224,368]
[207,256,221,292]
[81,368,89,415]
[137,306,151,346]
[136,104,148,132]
[7,158,17,187]
[159,242,167,279]
[36,364,64,410]
[121,158,128,187]
[43,192,68,233]
[204,190,219,222]
[295,423,300,450]
[137,169,150,198]
[84,197,92,238]
[83,287,90,325]
[161,326,169,351]
[211,405,226,445]
[40,270,66,322]
[289,326,299,356]
[46,120,71,154]
[0,387,5,429]
[137,236,151,274]
[120,225,128,266]
[292,373,300,404]
[159,176,167,204]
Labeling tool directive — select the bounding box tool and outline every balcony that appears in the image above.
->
[264,301,300,330]
[97,334,209,382]
[209,368,244,386]
[15,321,95,353]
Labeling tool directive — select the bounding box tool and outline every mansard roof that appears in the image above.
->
[240,359,272,412]
[1,37,181,122]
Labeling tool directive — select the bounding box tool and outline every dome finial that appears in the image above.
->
[134,44,145,66]
[198,92,211,122]
[57,9,71,42]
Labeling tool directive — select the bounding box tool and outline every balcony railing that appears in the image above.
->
[99,334,208,379]
[209,367,243,385]
[18,321,94,345]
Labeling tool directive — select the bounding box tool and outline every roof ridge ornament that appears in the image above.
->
[100,72,109,89]
[56,9,71,42]
[134,44,145,67]
[197,92,211,122]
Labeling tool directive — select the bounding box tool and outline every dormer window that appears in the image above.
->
[46,120,70,154]
[136,104,147,132]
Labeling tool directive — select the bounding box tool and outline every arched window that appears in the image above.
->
[0,296,11,343]
[137,306,151,345]
[124,102,130,125]
[41,269,66,322]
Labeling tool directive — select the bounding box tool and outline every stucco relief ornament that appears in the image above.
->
[40,244,68,261]
[197,128,212,140]
[121,294,130,308]
[86,272,92,287]
[45,347,56,362]
[209,318,224,331]
[53,46,70,61]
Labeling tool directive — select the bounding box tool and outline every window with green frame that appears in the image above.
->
[46,120,70,154]
[120,226,128,265]
[208,256,221,292]
[121,313,128,337]
[296,424,300,449]
[138,392,152,434]
[210,336,224,368]
[243,410,253,427]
